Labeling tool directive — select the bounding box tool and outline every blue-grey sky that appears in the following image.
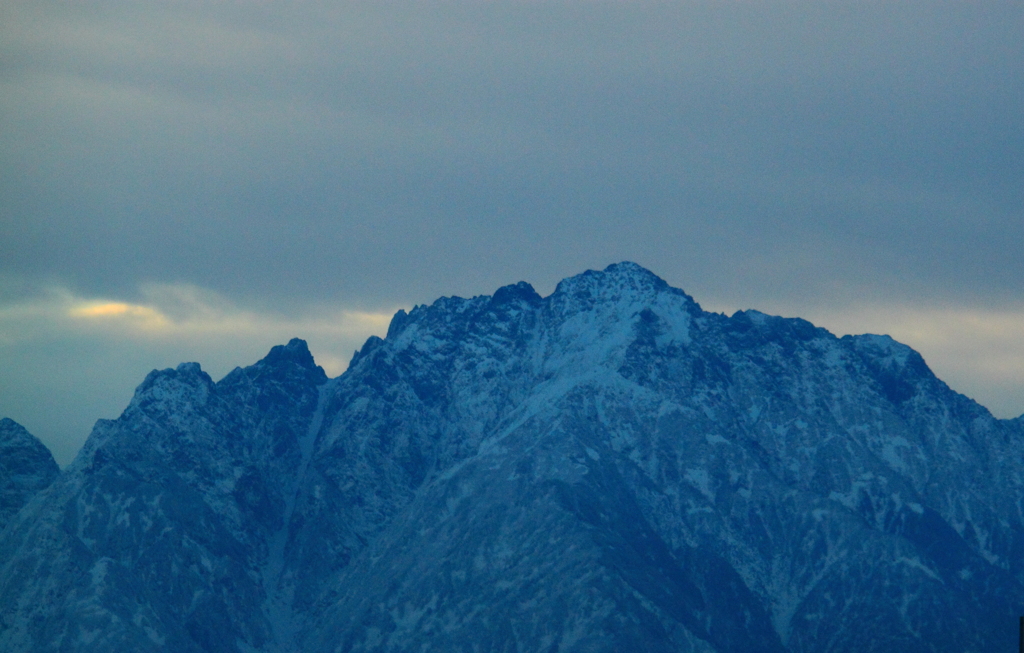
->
[2,2,1023,466]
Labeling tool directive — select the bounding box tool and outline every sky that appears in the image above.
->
[1,2,1022,466]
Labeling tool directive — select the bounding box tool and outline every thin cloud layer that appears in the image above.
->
[2,283,395,367]
[3,2,1021,304]
[62,284,393,357]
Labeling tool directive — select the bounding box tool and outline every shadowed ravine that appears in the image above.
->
[261,383,330,652]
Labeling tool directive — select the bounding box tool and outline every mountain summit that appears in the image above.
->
[0,418,59,532]
[1,263,1022,652]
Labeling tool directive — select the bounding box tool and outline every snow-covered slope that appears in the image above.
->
[2,262,1023,652]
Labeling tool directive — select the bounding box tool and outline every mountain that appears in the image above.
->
[2,262,1023,652]
[0,418,59,533]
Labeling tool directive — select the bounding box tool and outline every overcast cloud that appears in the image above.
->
[2,2,1022,465]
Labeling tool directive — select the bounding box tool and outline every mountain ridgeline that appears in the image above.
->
[2,262,1023,652]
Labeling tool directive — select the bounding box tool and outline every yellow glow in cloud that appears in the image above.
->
[0,284,400,350]
[56,287,401,344]
[68,301,171,330]
[1,283,404,387]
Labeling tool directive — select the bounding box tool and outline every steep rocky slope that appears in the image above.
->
[2,263,1023,652]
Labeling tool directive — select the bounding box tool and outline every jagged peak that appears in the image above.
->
[349,335,385,368]
[125,361,217,419]
[236,337,329,388]
[259,337,317,369]
[847,333,911,358]
[838,333,938,407]
[0,417,59,528]
[369,263,702,362]
[137,361,213,391]
[490,281,542,307]
[553,261,668,297]
[729,309,829,343]
[605,260,669,282]
[387,309,410,339]
[734,309,770,325]
[175,361,204,375]
[547,262,701,326]
[0,418,54,459]
[843,333,930,375]
[381,283,540,345]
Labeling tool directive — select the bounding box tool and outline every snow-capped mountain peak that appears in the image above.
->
[2,263,1023,652]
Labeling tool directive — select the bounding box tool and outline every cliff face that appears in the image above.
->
[2,263,1023,652]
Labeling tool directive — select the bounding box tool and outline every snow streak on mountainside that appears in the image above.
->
[2,262,1023,652]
